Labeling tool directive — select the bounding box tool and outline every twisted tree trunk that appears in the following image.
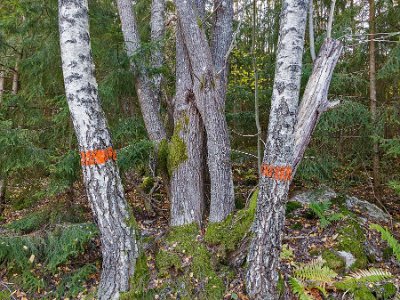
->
[175,0,235,223]
[170,23,205,226]
[117,0,166,143]
[58,1,138,299]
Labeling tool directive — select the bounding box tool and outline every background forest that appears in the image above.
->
[0,0,399,299]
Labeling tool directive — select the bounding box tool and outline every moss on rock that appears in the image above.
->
[204,190,257,258]
[322,250,346,273]
[337,220,368,269]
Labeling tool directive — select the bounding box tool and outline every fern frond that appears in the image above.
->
[289,277,313,300]
[335,268,393,291]
[370,224,400,262]
[294,258,337,284]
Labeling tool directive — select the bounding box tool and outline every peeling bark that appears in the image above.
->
[246,0,309,298]
[175,0,235,223]
[170,23,205,226]
[294,39,343,170]
[58,1,138,299]
[116,0,166,143]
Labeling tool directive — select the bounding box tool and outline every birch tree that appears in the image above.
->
[246,0,343,298]
[58,1,137,299]
[174,0,235,222]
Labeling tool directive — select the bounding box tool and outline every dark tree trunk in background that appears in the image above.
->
[246,0,309,298]
[0,71,4,102]
[58,1,138,299]
[0,177,5,216]
[170,23,205,226]
[369,0,380,191]
[175,0,235,223]
[117,0,166,143]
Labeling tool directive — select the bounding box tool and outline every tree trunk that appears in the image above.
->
[0,71,4,102]
[0,176,5,216]
[170,23,205,226]
[58,1,138,299]
[150,0,165,110]
[116,0,166,143]
[369,0,380,190]
[175,0,235,223]
[294,39,343,170]
[246,0,309,298]
[12,61,19,95]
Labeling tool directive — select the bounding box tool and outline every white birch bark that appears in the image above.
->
[58,1,137,299]
[246,0,309,298]
[175,0,235,223]
[116,0,166,143]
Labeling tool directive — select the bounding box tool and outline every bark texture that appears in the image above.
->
[369,0,380,189]
[150,0,165,109]
[175,0,235,223]
[170,24,205,226]
[246,0,309,298]
[58,1,137,299]
[0,71,4,102]
[12,61,19,95]
[294,39,343,170]
[117,0,166,143]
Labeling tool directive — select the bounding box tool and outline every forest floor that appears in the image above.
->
[0,164,400,299]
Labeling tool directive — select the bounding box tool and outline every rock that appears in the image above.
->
[290,186,337,205]
[345,196,390,222]
[336,251,356,269]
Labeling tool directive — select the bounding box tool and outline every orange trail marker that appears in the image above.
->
[80,147,117,166]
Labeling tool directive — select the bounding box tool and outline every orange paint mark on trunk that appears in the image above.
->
[80,147,117,166]
[261,164,292,181]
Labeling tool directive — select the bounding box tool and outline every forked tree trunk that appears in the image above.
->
[58,1,137,299]
[116,0,166,143]
[170,24,205,226]
[175,0,235,223]
[246,3,344,299]
[246,0,309,298]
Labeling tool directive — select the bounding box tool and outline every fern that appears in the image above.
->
[293,258,337,285]
[308,201,343,228]
[335,268,393,291]
[289,277,313,300]
[370,224,400,262]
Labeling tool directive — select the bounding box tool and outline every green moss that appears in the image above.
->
[337,220,368,269]
[121,254,151,300]
[140,176,154,193]
[156,250,182,276]
[353,286,376,300]
[157,138,169,175]
[0,291,11,300]
[204,190,257,258]
[167,128,187,176]
[166,224,225,298]
[380,283,397,299]
[286,201,302,215]
[322,250,345,273]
